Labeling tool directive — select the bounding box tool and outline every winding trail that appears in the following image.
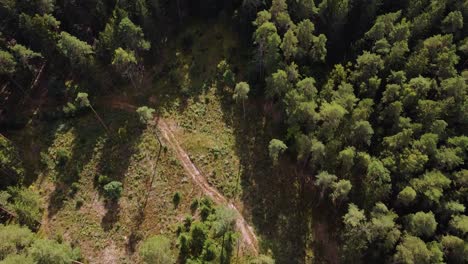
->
[107,99,259,254]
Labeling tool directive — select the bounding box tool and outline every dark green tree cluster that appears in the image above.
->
[250,0,467,263]
[177,197,238,264]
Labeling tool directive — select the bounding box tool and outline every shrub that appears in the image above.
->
[103,181,123,200]
[97,174,111,186]
[139,235,175,264]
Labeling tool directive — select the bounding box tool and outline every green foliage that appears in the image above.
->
[397,186,417,206]
[103,181,123,200]
[368,203,401,253]
[0,137,25,184]
[0,50,17,75]
[268,139,287,164]
[449,215,468,236]
[248,254,275,264]
[314,171,337,198]
[441,11,463,33]
[406,211,437,238]
[9,44,42,71]
[29,238,80,264]
[117,17,150,52]
[440,235,467,264]
[139,235,175,264]
[410,170,451,204]
[330,179,352,204]
[233,82,250,102]
[75,92,91,108]
[394,235,434,264]
[342,203,368,262]
[253,21,281,74]
[136,106,155,125]
[57,32,93,67]
[281,29,298,61]
[0,224,35,259]
[0,254,34,264]
[112,47,137,77]
[7,187,42,229]
[189,221,207,257]
[0,224,79,263]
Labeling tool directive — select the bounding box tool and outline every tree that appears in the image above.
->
[407,211,437,238]
[352,52,384,96]
[57,32,93,68]
[330,179,352,205]
[253,22,281,75]
[338,147,355,172]
[189,221,207,257]
[368,203,401,255]
[19,14,60,55]
[314,171,337,200]
[281,28,298,62]
[394,235,433,264]
[0,50,17,75]
[139,235,175,264]
[0,224,35,258]
[410,170,451,204]
[397,186,417,206]
[351,120,374,146]
[364,158,391,206]
[269,0,292,33]
[117,17,150,52]
[75,93,110,134]
[7,187,42,229]
[112,47,138,84]
[28,238,80,264]
[440,235,467,264]
[295,19,326,61]
[268,139,287,165]
[318,102,347,135]
[266,69,290,98]
[136,106,155,126]
[103,181,123,200]
[449,215,468,236]
[342,203,368,262]
[441,11,463,34]
[233,82,250,119]
[213,207,237,262]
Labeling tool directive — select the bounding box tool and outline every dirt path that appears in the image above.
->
[106,98,259,254]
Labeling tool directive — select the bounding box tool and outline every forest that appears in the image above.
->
[0,0,467,263]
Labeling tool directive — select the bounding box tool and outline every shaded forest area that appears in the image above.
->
[1,0,468,263]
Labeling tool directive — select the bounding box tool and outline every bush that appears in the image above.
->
[28,238,80,264]
[97,174,111,186]
[139,235,175,264]
[0,224,35,259]
[103,181,123,200]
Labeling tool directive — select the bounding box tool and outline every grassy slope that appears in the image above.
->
[12,110,202,263]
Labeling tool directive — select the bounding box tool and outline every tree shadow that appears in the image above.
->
[46,114,105,218]
[101,199,121,232]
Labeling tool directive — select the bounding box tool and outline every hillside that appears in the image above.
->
[1,1,467,264]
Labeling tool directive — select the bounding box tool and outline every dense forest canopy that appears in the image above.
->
[0,0,467,263]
